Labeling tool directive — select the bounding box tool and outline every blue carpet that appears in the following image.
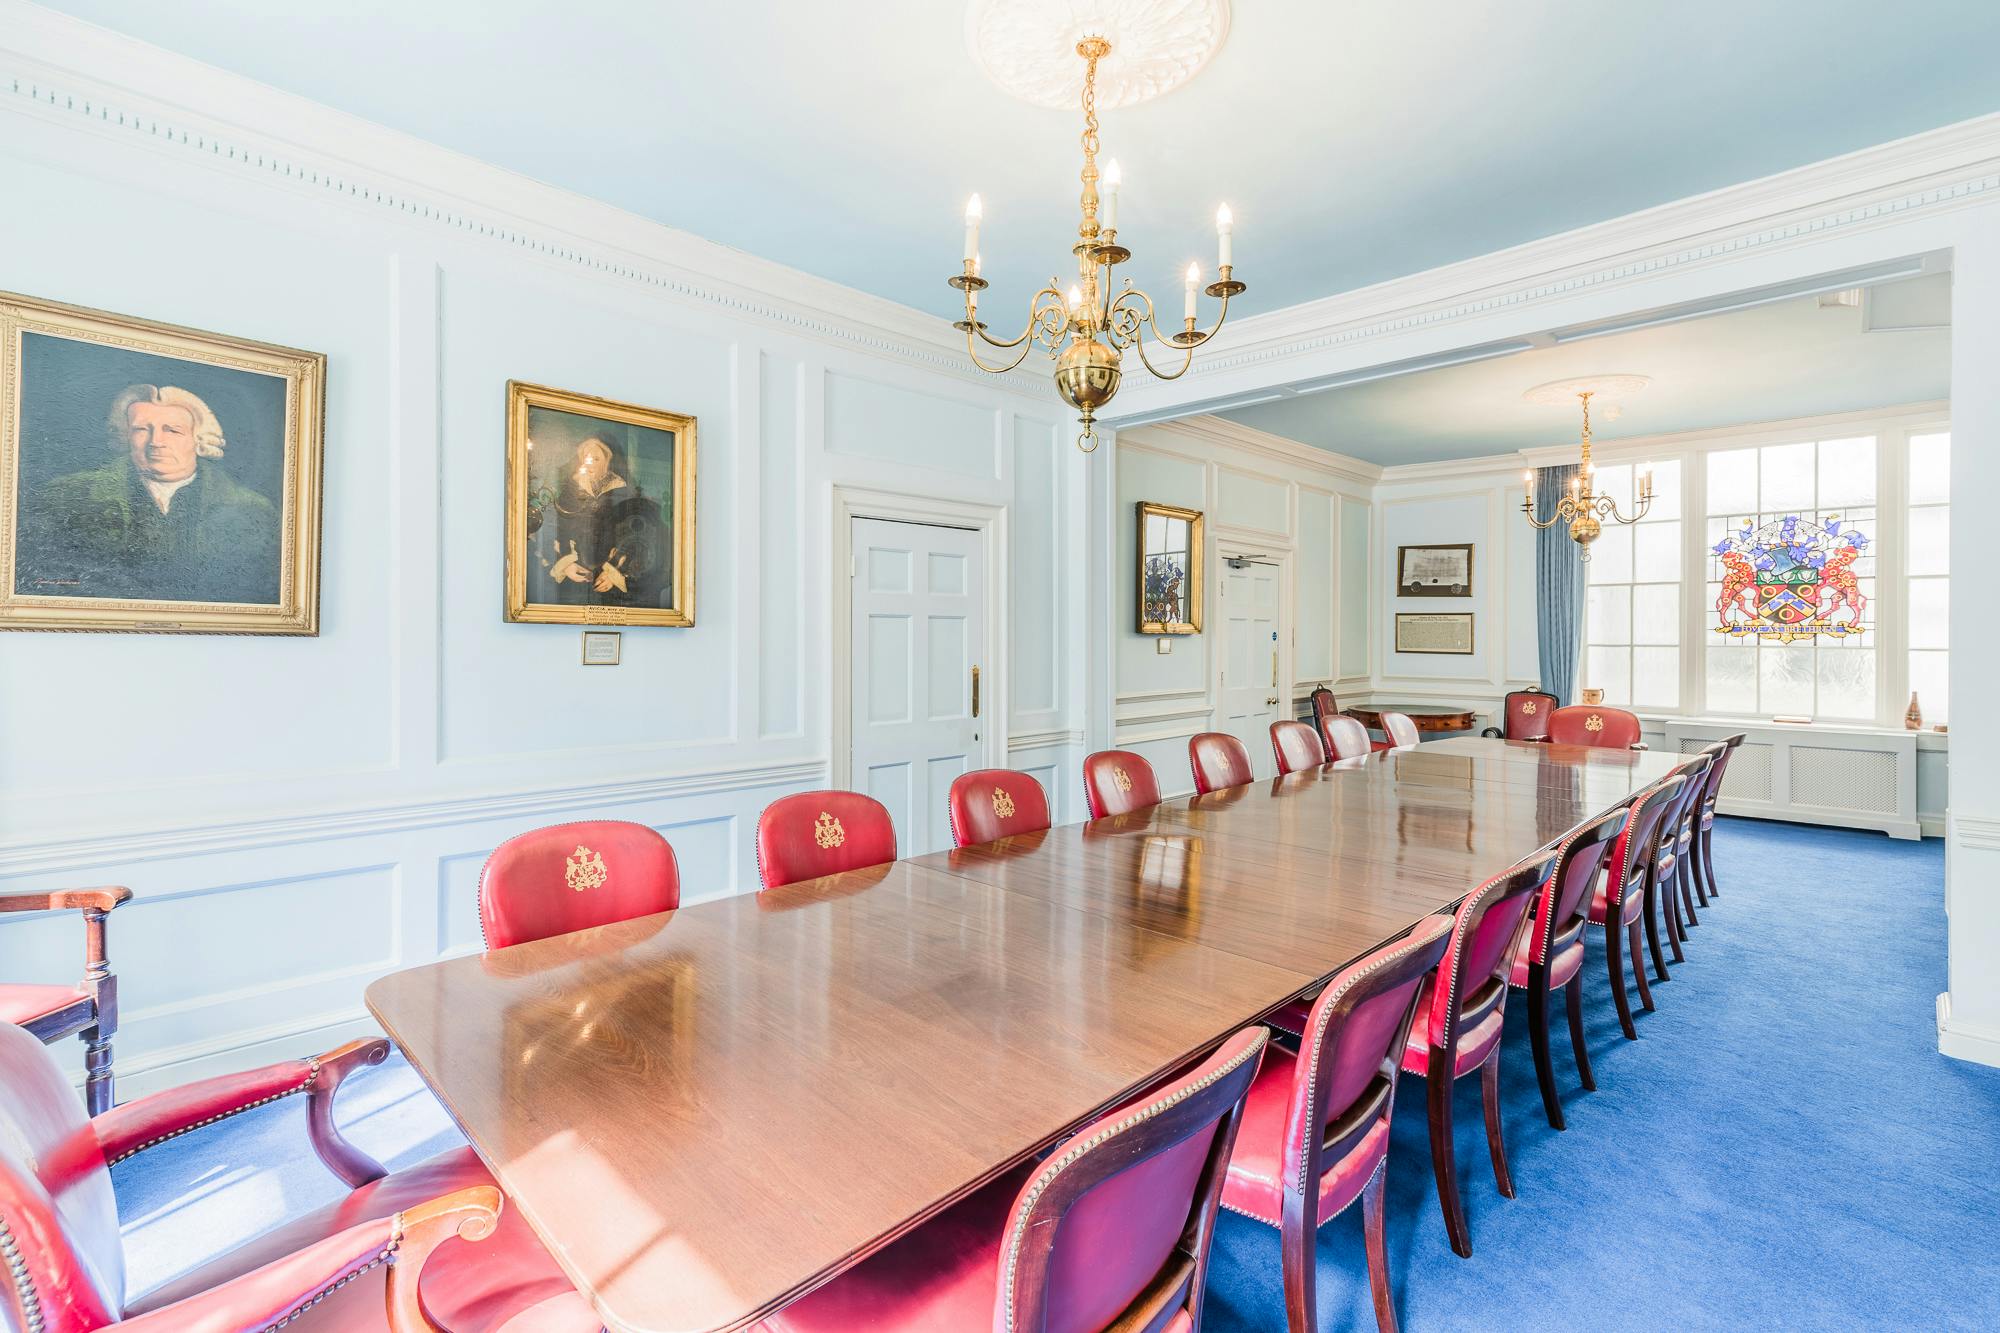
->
[113,819,2000,1328]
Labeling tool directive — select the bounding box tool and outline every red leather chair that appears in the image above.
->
[1189,731,1255,794]
[1645,751,1717,978]
[1546,704,1645,749]
[1222,915,1454,1333]
[1318,714,1373,762]
[946,768,1051,847]
[756,791,897,890]
[1399,861,1543,1259]
[1507,806,1627,1130]
[753,1027,1268,1332]
[1690,732,1746,903]
[1587,776,1688,1039]
[0,1021,596,1332]
[1270,720,1325,776]
[1379,711,1421,751]
[0,886,131,1114]
[1481,689,1558,742]
[1082,749,1161,818]
[477,819,680,950]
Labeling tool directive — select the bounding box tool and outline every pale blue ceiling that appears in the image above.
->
[32,2,2000,323]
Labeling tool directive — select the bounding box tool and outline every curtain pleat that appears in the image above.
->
[1535,464,1584,704]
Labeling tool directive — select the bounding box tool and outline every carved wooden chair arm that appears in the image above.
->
[0,885,132,914]
[95,1037,391,1188]
[107,1185,502,1333]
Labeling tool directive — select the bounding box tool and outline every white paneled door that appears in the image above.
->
[1218,553,1287,778]
[850,517,987,855]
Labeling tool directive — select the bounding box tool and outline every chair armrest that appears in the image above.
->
[0,886,132,914]
[113,1186,501,1333]
[96,1038,391,1187]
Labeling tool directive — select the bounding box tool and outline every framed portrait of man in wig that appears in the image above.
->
[0,291,325,633]
[505,380,697,627]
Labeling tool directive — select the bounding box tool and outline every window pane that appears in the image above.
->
[1909,432,1951,506]
[1586,646,1630,704]
[1633,646,1679,709]
[1633,583,1677,645]
[1708,448,1759,514]
[1908,577,1949,650]
[1817,437,1876,508]
[1815,648,1876,720]
[1909,649,1949,727]
[1758,642,1816,715]
[1596,463,1632,512]
[1908,506,1949,576]
[1761,442,1816,511]
[1836,507,1877,579]
[1634,521,1679,578]
[1587,585,1631,644]
[1588,525,1632,584]
[1706,642,1757,713]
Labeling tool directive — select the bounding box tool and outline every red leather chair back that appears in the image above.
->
[1417,862,1544,1051]
[1603,776,1688,912]
[946,769,1051,848]
[1659,751,1716,862]
[1308,685,1340,724]
[1501,689,1558,741]
[478,820,681,951]
[997,1026,1267,1333]
[1318,714,1372,762]
[1270,720,1324,775]
[0,1022,123,1330]
[1081,750,1160,818]
[1696,732,1745,818]
[1527,805,1627,966]
[1547,704,1643,748]
[1288,914,1454,1164]
[756,791,897,890]
[1188,732,1254,794]
[1379,711,1421,750]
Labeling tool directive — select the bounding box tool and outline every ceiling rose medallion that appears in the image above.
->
[954,1,1240,451]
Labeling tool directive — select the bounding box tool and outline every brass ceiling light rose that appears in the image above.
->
[952,12,1241,451]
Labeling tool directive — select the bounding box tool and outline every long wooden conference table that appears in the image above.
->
[366,736,1681,1333]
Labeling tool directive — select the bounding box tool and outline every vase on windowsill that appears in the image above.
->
[1905,693,1923,731]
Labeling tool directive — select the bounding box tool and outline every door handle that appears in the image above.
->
[971,665,980,719]
[1266,695,1280,707]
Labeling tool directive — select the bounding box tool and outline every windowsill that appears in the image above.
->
[1631,711,1949,748]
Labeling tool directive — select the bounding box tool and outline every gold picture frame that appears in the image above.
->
[505,380,696,627]
[1395,612,1475,654]
[1137,500,1203,634]
[0,290,325,634]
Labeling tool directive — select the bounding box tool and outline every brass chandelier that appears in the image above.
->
[1520,391,1653,558]
[951,35,1243,452]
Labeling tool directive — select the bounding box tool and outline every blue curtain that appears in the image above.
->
[1536,464,1584,704]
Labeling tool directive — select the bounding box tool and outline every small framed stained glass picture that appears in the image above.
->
[1136,501,1203,635]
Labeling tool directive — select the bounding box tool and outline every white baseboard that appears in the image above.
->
[1936,992,2000,1069]
[92,1007,380,1103]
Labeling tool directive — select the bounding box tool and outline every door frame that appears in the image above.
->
[1211,536,1294,761]
[831,485,1009,792]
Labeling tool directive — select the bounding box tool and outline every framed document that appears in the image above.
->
[1395,612,1474,654]
[1397,543,1473,597]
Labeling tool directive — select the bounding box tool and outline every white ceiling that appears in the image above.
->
[28,1,2000,325]
[1217,274,1952,465]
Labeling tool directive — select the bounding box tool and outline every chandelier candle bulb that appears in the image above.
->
[1216,204,1233,267]
[963,194,982,263]
[1185,263,1199,320]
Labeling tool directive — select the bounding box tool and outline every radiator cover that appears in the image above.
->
[1663,720,1919,840]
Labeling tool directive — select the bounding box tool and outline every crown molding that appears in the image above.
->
[1108,109,2000,418]
[1376,452,1533,485]
[0,1,1044,397]
[1123,415,1383,487]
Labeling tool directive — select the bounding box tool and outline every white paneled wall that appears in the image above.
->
[0,31,1082,1095]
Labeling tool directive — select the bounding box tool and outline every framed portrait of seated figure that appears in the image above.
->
[505,380,697,627]
[0,291,325,634]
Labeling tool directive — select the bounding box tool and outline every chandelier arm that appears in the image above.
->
[962,324,1036,374]
[966,285,1067,356]
[1129,320,1198,380]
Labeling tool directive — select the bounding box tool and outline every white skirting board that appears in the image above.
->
[1664,720,1920,839]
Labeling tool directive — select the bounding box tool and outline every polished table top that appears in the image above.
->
[366,738,1681,1333]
